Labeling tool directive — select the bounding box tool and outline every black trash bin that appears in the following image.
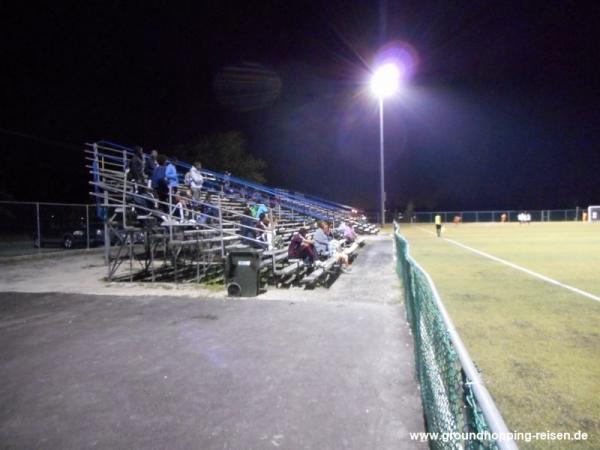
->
[225,247,263,297]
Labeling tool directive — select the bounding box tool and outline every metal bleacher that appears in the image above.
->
[86,141,376,291]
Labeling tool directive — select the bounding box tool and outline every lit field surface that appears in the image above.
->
[398,222,600,450]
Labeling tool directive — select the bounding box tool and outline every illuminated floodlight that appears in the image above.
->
[371,63,402,99]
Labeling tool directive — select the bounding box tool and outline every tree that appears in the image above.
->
[180,131,267,184]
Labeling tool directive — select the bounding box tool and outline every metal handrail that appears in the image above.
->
[88,174,294,248]
[87,144,343,226]
[0,200,94,207]
[88,141,356,216]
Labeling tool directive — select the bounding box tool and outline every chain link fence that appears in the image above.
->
[411,209,581,223]
[0,201,103,257]
[395,224,517,450]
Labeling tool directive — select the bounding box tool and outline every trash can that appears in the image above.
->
[225,247,263,297]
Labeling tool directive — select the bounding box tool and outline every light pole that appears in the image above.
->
[371,63,401,226]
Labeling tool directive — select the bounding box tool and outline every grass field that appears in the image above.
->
[398,222,600,450]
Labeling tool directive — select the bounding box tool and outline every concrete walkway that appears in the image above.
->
[259,233,403,304]
[0,234,426,449]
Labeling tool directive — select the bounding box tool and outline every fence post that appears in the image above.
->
[168,188,173,242]
[36,202,41,254]
[104,190,110,270]
[122,150,127,230]
[86,204,90,250]
[218,194,225,258]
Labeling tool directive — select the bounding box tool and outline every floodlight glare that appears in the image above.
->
[371,63,401,98]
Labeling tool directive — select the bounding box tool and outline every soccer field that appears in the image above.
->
[398,222,600,450]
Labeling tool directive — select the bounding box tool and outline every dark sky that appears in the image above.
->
[1,1,599,211]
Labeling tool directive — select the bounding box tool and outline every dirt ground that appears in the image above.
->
[0,234,398,304]
[0,248,227,299]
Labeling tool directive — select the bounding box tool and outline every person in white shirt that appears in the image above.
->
[184,161,204,201]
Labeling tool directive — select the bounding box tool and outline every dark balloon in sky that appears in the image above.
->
[214,63,282,112]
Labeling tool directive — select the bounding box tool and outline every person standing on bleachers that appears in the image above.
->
[151,155,169,212]
[223,171,232,194]
[165,157,179,191]
[184,161,204,202]
[145,150,159,188]
[129,146,146,187]
[239,186,248,201]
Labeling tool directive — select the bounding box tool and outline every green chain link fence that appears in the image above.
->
[394,224,517,450]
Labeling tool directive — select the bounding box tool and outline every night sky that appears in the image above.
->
[2,1,599,211]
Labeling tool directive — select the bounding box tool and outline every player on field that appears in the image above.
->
[435,214,442,237]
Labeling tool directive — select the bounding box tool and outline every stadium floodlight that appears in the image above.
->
[370,63,401,99]
[371,63,403,226]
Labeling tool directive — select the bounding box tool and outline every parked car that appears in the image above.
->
[33,214,106,249]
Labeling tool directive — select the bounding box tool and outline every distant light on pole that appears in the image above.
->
[371,62,402,227]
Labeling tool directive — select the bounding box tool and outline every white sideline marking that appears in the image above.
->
[415,226,600,303]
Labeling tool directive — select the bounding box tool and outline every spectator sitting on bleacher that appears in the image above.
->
[239,207,256,242]
[184,161,204,201]
[131,188,156,215]
[346,225,357,243]
[288,227,315,265]
[197,193,217,225]
[128,146,146,186]
[337,221,357,244]
[251,199,268,218]
[313,220,351,272]
[255,212,276,250]
[171,189,190,222]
